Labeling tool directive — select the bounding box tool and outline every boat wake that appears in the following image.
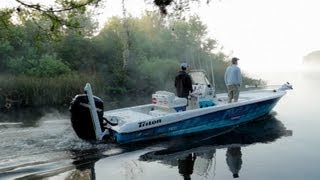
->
[0,115,119,179]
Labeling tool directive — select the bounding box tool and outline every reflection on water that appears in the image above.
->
[178,153,196,180]
[226,147,242,178]
[67,149,101,180]
[139,114,292,179]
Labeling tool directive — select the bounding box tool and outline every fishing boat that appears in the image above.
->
[69,70,292,144]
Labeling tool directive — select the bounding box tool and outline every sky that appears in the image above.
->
[198,0,320,73]
[97,0,320,74]
[2,0,320,74]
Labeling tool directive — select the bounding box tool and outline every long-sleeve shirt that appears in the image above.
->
[224,64,242,86]
[175,70,193,98]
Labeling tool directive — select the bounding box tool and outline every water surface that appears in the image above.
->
[0,70,319,179]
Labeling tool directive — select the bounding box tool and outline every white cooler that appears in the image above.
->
[152,91,187,111]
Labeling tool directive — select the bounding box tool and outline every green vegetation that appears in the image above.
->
[0,74,104,108]
[0,11,262,111]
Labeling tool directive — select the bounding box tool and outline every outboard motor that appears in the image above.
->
[69,94,105,140]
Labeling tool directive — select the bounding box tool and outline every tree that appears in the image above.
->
[152,0,210,15]
[0,0,101,39]
[1,0,209,32]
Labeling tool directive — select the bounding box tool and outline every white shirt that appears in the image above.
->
[224,64,242,86]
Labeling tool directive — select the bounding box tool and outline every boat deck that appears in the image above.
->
[107,109,154,122]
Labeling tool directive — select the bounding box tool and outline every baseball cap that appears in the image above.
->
[231,57,239,62]
[180,63,188,68]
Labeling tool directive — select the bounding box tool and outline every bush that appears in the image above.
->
[7,54,71,77]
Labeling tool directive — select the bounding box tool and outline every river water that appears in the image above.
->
[0,70,319,180]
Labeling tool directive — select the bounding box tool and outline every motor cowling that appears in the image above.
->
[69,94,104,140]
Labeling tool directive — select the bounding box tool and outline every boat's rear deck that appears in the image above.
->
[106,109,154,122]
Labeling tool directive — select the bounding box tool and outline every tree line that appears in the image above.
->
[0,11,262,111]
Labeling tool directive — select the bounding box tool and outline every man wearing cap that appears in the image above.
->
[224,57,242,103]
[175,63,193,99]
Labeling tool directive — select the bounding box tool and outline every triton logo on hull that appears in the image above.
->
[138,119,161,127]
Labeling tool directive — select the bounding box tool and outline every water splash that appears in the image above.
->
[0,114,119,179]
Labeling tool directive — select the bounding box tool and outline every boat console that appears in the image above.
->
[189,70,216,109]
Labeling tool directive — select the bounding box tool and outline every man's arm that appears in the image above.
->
[237,67,242,85]
[224,68,228,85]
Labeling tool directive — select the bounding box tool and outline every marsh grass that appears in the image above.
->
[0,73,104,108]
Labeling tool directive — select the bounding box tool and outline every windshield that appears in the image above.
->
[189,71,210,85]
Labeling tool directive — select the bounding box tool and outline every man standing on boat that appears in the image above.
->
[175,63,193,99]
[224,57,242,103]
